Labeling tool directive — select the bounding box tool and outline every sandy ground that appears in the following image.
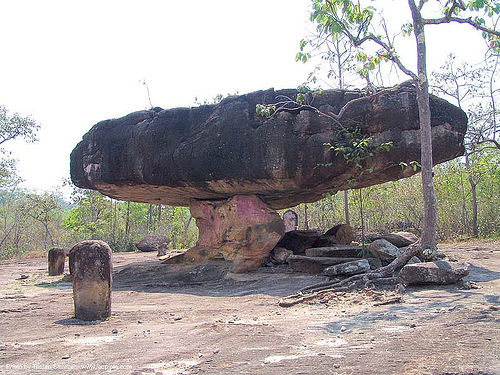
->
[0,241,499,375]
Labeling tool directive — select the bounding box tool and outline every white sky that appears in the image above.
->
[0,0,490,194]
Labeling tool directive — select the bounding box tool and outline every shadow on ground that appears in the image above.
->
[111,259,328,297]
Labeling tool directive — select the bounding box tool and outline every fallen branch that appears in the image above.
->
[279,242,421,307]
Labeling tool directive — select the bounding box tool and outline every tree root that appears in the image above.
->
[279,242,421,308]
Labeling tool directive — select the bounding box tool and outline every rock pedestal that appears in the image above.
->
[69,240,112,321]
[165,195,284,273]
[48,247,66,276]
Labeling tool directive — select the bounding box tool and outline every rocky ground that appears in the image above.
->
[0,241,499,375]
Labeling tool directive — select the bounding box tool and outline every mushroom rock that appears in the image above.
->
[70,86,467,272]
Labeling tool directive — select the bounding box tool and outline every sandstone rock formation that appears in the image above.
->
[163,195,284,273]
[70,86,467,272]
[48,247,66,276]
[135,234,170,255]
[399,261,469,285]
[71,87,466,208]
[283,210,298,232]
[69,240,112,321]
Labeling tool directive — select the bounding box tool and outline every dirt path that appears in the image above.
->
[0,241,499,375]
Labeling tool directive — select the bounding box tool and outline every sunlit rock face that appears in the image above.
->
[70,86,466,272]
[70,86,467,210]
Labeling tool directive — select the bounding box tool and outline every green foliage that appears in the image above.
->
[285,150,499,240]
[325,127,393,177]
[0,106,39,185]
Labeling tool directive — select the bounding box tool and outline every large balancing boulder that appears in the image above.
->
[70,86,467,272]
[69,240,112,321]
[70,87,466,209]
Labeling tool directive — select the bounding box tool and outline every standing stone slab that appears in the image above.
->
[69,240,112,321]
[283,210,299,232]
[48,247,66,276]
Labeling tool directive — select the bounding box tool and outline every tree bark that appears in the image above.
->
[304,204,309,230]
[125,201,130,242]
[157,204,162,234]
[409,0,437,250]
[344,190,350,226]
[358,189,365,246]
[148,204,153,233]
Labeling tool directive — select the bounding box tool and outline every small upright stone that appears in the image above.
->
[69,240,112,321]
[48,247,66,276]
[283,210,299,232]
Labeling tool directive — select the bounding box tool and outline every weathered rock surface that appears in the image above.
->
[283,210,298,232]
[135,235,170,254]
[366,232,419,247]
[270,247,293,264]
[69,240,112,321]
[163,195,284,273]
[70,87,467,209]
[287,255,359,274]
[48,247,66,276]
[324,224,354,245]
[323,258,381,276]
[305,245,362,258]
[399,261,469,285]
[275,230,323,255]
[368,239,405,261]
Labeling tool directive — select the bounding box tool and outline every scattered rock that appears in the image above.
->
[111,329,118,334]
[305,245,362,258]
[311,234,338,248]
[366,232,418,247]
[408,256,421,264]
[270,247,293,264]
[287,255,359,274]
[275,230,322,255]
[17,274,29,280]
[368,239,404,261]
[173,316,182,321]
[61,355,70,359]
[135,234,170,255]
[434,251,446,259]
[324,224,354,245]
[340,326,347,332]
[323,259,381,277]
[410,323,417,328]
[399,261,469,285]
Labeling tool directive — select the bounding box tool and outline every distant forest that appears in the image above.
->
[0,150,498,259]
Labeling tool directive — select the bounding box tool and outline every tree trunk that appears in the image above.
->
[125,201,130,242]
[358,189,365,246]
[304,204,309,230]
[148,204,153,233]
[157,205,162,234]
[409,0,437,250]
[343,190,350,226]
